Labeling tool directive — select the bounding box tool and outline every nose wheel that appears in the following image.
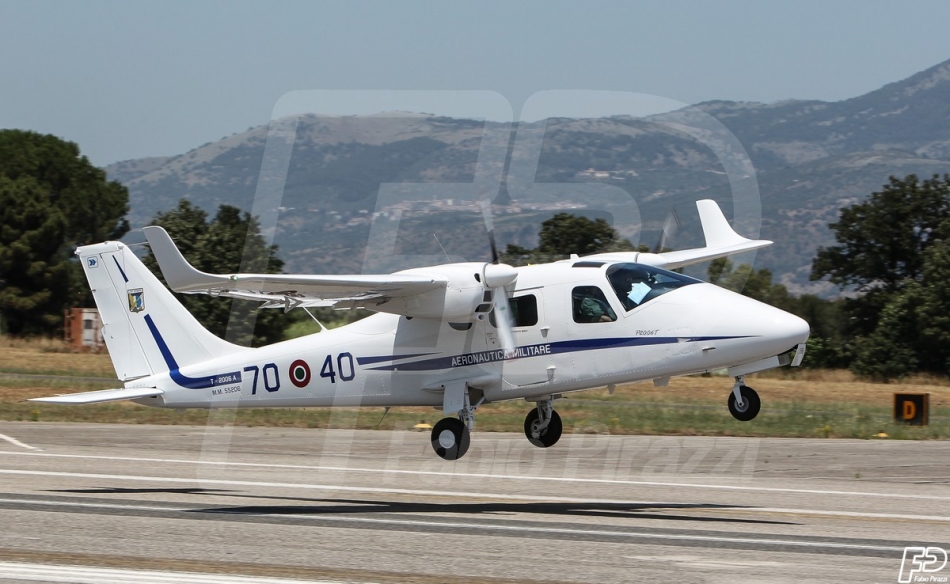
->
[524,397,563,448]
[728,377,760,421]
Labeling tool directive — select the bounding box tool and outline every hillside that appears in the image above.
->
[105,60,950,293]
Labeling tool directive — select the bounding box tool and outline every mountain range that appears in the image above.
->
[105,59,950,294]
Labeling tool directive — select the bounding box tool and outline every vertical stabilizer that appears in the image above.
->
[76,242,242,380]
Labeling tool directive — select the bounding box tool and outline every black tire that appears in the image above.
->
[728,385,761,421]
[524,408,563,448]
[430,417,470,460]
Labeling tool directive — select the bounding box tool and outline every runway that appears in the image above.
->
[0,422,948,583]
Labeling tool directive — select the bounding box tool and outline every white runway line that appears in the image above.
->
[0,562,349,583]
[1,449,948,502]
[0,432,38,450]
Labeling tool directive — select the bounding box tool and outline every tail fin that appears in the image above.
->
[76,241,241,381]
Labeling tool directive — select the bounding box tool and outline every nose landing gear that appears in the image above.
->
[728,375,760,421]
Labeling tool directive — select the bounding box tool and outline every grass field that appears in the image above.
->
[2,338,948,439]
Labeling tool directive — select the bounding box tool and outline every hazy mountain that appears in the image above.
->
[105,59,950,294]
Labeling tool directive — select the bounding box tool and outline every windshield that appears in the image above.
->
[605,263,701,311]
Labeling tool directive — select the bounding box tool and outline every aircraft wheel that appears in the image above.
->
[728,385,761,421]
[524,408,563,448]
[431,417,470,460]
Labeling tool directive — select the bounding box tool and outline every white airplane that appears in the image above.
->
[34,200,809,460]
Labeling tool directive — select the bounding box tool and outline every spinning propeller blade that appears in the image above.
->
[653,208,682,253]
[481,200,517,354]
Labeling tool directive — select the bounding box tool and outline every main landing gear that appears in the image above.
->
[524,397,563,448]
[728,375,760,421]
[430,417,470,460]
[431,385,478,461]
[430,389,565,460]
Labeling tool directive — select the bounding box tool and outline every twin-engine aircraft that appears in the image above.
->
[35,200,809,460]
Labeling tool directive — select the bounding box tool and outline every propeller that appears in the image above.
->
[480,200,517,355]
[653,208,682,254]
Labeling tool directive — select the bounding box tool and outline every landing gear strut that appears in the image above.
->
[524,397,563,448]
[728,375,760,421]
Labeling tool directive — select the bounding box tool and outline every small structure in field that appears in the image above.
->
[64,308,104,352]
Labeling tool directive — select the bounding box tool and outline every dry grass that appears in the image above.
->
[0,337,115,378]
[582,373,950,408]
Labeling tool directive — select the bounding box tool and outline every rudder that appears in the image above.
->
[77,242,242,381]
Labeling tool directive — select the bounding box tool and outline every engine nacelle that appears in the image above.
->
[383,263,493,321]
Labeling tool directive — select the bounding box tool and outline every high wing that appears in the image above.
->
[585,199,772,269]
[143,226,447,311]
[29,387,163,405]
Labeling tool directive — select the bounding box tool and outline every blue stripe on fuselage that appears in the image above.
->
[365,336,752,372]
[143,314,241,389]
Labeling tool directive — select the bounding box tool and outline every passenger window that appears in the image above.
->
[572,286,617,323]
[490,294,538,327]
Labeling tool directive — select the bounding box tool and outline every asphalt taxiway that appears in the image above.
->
[0,422,948,583]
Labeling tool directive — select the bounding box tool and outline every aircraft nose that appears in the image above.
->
[733,295,810,354]
[773,311,810,348]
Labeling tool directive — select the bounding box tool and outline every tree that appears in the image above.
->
[144,201,287,347]
[812,174,950,336]
[812,174,950,378]
[501,213,641,265]
[0,131,129,334]
[0,131,129,245]
[0,177,70,334]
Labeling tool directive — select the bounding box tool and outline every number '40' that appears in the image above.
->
[320,353,355,383]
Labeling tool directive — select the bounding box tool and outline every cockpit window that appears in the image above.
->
[606,263,701,311]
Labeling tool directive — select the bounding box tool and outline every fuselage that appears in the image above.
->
[128,260,810,410]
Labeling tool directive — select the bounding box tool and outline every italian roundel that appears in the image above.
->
[289,359,311,388]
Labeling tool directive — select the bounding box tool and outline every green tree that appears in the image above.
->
[0,131,129,334]
[144,200,287,347]
[851,233,950,379]
[501,213,641,265]
[0,177,70,334]
[0,131,129,245]
[812,174,950,379]
[812,174,950,336]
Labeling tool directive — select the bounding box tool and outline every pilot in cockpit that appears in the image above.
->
[610,267,652,311]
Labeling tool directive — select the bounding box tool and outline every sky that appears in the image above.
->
[1,0,949,166]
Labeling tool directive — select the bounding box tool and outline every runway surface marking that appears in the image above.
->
[0,498,906,554]
[1,449,948,502]
[0,562,347,583]
[0,433,38,451]
[3,472,950,523]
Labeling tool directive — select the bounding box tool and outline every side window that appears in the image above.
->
[490,294,538,327]
[510,294,538,327]
[572,286,617,323]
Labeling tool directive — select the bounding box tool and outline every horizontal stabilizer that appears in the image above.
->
[29,387,163,405]
[587,199,771,269]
